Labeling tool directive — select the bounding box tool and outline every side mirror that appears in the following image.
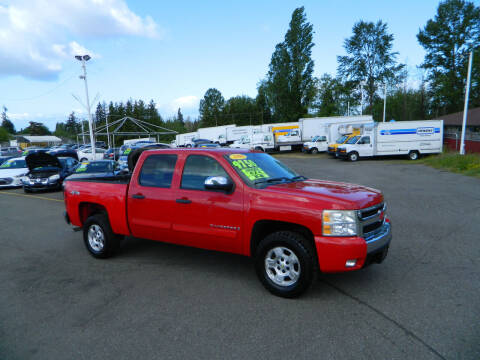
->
[204,176,233,192]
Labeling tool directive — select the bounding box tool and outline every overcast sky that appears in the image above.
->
[0,0,455,130]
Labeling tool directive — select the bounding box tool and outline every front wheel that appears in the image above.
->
[254,146,264,152]
[310,148,318,154]
[80,158,88,162]
[83,214,122,258]
[348,152,359,162]
[255,231,317,298]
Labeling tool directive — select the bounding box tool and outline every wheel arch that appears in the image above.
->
[78,202,109,226]
[250,220,316,257]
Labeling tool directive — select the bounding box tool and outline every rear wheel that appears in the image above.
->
[80,158,88,162]
[310,148,318,154]
[408,151,419,160]
[83,214,122,258]
[348,152,359,162]
[255,231,316,298]
[254,146,264,152]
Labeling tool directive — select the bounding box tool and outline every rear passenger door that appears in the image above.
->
[172,154,243,253]
[128,154,178,242]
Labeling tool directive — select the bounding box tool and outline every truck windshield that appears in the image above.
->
[312,136,326,142]
[336,135,347,143]
[346,136,361,144]
[224,153,305,188]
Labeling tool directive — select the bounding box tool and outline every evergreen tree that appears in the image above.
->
[337,20,405,110]
[1,106,15,134]
[199,88,225,127]
[23,121,51,135]
[263,7,316,122]
[417,0,480,115]
[177,108,185,127]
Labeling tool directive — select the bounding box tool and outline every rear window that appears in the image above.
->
[139,155,177,188]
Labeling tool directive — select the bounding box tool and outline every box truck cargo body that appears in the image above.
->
[337,120,443,161]
[175,132,198,147]
[197,125,236,145]
[299,116,373,143]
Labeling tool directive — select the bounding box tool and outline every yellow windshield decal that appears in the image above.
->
[232,159,269,181]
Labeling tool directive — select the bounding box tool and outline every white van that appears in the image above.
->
[337,120,443,161]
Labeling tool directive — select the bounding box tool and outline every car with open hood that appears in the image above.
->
[65,160,119,181]
[0,157,29,188]
[23,152,78,192]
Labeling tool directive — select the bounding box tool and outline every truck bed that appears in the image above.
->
[64,175,131,235]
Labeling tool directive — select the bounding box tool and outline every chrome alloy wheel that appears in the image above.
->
[88,224,105,252]
[265,247,301,287]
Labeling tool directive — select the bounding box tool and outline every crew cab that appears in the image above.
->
[64,149,391,298]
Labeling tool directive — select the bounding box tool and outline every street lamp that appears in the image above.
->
[75,55,95,158]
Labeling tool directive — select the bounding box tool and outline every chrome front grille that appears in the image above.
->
[358,203,386,240]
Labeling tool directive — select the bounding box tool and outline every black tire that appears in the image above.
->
[408,151,419,160]
[310,148,318,154]
[186,144,192,148]
[254,146,264,152]
[348,152,359,162]
[83,214,121,259]
[255,231,317,298]
[80,158,88,162]
[23,187,31,193]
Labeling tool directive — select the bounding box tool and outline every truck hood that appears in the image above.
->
[264,179,383,209]
[25,152,61,171]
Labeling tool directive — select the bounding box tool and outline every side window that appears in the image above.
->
[181,155,230,191]
[139,155,177,188]
[360,136,370,144]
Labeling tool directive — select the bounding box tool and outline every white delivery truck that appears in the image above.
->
[299,115,373,143]
[302,136,328,154]
[226,126,255,144]
[175,132,198,147]
[336,120,444,161]
[229,132,275,152]
[197,125,236,145]
[324,116,373,145]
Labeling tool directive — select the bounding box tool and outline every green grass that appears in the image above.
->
[421,152,480,177]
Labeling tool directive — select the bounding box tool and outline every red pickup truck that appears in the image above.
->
[64,149,391,297]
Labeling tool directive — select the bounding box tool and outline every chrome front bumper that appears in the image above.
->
[365,222,391,254]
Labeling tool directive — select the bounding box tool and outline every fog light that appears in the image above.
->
[345,259,357,268]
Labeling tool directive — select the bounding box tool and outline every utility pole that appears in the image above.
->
[75,55,95,158]
[460,51,473,155]
[360,80,366,116]
[80,119,85,144]
[383,83,387,122]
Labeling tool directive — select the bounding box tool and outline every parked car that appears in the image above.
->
[77,147,106,161]
[64,149,391,298]
[196,143,221,148]
[191,138,212,147]
[23,153,78,192]
[118,143,171,171]
[0,146,23,157]
[48,148,79,160]
[66,160,119,181]
[22,147,49,156]
[103,147,121,161]
[0,157,29,188]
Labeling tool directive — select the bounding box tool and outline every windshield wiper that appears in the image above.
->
[254,177,294,187]
[291,175,307,181]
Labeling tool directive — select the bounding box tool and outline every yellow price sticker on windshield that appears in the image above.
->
[230,154,247,160]
[241,167,269,181]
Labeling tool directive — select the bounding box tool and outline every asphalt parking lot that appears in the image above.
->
[1,153,479,360]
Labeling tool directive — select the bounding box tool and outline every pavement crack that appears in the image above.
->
[322,280,447,360]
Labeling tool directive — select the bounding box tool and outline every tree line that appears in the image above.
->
[199,0,479,127]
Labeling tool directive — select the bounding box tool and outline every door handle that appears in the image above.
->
[176,198,192,204]
[132,194,145,199]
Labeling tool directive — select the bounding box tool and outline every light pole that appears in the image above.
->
[75,55,95,158]
[360,80,366,115]
[460,51,473,155]
[382,83,387,122]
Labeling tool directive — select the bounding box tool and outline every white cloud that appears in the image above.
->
[171,96,199,111]
[0,0,159,80]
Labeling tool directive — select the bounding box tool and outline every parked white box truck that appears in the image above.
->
[175,132,198,147]
[299,115,373,143]
[226,126,255,143]
[197,125,236,145]
[337,120,443,161]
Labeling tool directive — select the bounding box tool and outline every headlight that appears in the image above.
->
[21,176,29,182]
[48,174,60,181]
[322,210,358,236]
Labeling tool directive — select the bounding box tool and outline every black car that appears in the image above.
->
[23,153,78,192]
[48,148,79,160]
[66,160,119,181]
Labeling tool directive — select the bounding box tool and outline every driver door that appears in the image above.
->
[357,136,373,157]
[172,154,244,254]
